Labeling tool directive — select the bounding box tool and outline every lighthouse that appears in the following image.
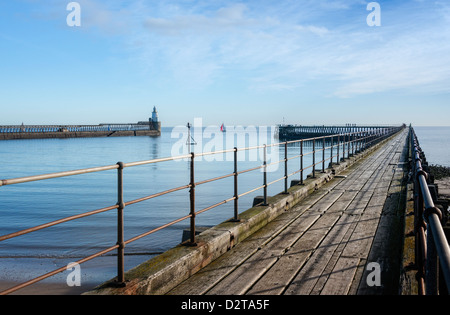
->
[152,106,159,123]
[149,106,160,131]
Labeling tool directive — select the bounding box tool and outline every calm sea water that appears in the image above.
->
[414,126,450,167]
[1,125,447,289]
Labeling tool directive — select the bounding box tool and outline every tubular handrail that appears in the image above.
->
[0,204,119,242]
[0,125,404,294]
[410,127,450,295]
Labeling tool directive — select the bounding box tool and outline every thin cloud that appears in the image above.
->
[32,0,450,98]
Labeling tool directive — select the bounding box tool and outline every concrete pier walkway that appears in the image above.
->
[167,129,409,295]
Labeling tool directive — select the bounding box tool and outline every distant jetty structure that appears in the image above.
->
[0,107,161,140]
[277,124,406,141]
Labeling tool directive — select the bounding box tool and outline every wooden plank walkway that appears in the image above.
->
[167,129,410,295]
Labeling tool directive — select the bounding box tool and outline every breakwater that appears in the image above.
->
[0,122,161,140]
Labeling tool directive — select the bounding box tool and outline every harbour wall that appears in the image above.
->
[0,129,161,140]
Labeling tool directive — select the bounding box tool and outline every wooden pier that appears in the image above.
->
[167,129,410,295]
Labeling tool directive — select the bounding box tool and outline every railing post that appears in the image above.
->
[330,135,334,166]
[358,131,361,153]
[359,131,362,152]
[426,225,438,295]
[362,129,365,150]
[233,147,240,221]
[189,152,197,245]
[284,142,288,194]
[359,131,363,152]
[300,140,304,185]
[312,138,316,178]
[347,133,350,159]
[322,137,325,173]
[337,134,340,164]
[263,145,268,206]
[355,132,359,153]
[344,133,347,157]
[116,161,125,286]
[351,133,355,156]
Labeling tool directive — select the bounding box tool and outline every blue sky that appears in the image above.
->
[1,0,449,127]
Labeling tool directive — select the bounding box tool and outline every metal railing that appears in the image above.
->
[0,125,404,295]
[410,127,450,295]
